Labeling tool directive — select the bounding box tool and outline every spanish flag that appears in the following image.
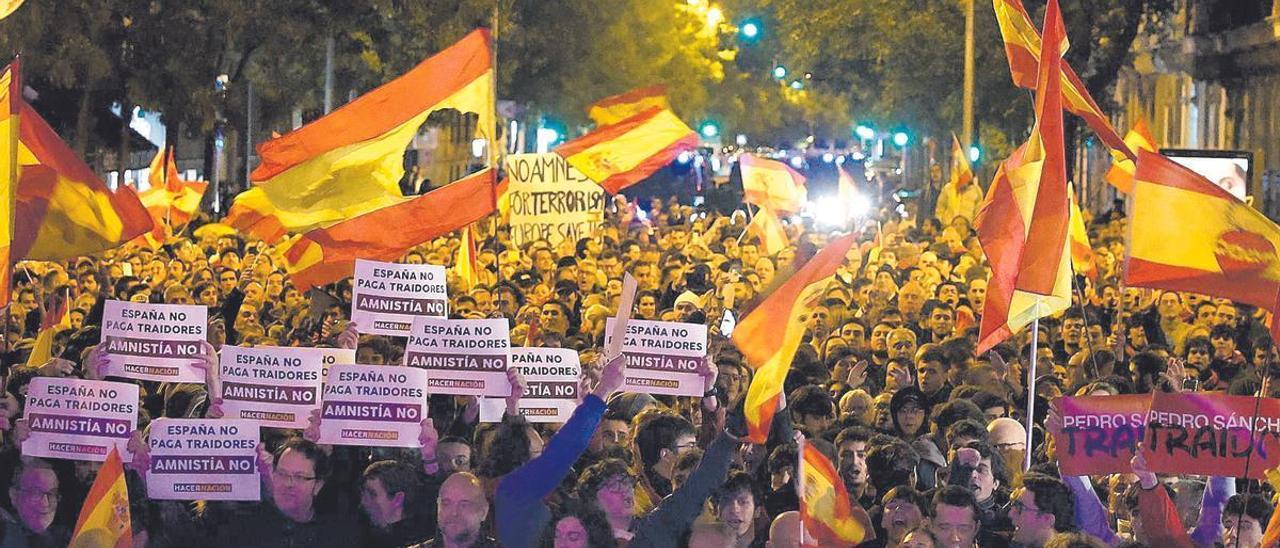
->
[1127,150,1280,339]
[587,85,671,126]
[993,0,1133,165]
[11,64,152,262]
[734,232,856,443]
[798,436,873,545]
[1068,189,1096,280]
[0,61,17,307]
[226,29,494,242]
[136,146,208,245]
[947,133,974,189]
[740,154,808,214]
[25,288,69,366]
[557,107,698,195]
[284,168,496,291]
[1103,118,1156,194]
[975,0,1073,355]
[746,205,789,256]
[69,446,132,548]
[454,225,480,290]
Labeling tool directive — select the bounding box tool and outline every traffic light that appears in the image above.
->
[772,65,787,79]
[893,132,909,147]
[699,121,720,138]
[740,20,760,40]
[968,145,981,163]
[854,125,875,140]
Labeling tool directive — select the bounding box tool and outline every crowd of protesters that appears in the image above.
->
[0,185,1273,548]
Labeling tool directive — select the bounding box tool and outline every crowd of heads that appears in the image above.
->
[0,193,1273,547]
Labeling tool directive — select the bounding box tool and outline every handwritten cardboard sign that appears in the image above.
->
[404,317,512,396]
[102,300,207,382]
[604,318,706,396]
[23,378,139,462]
[147,418,260,501]
[351,259,447,336]
[219,346,354,429]
[319,364,428,448]
[480,348,582,423]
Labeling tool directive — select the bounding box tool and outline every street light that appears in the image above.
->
[789,80,804,90]
[893,132,909,147]
[968,145,981,163]
[740,20,760,39]
[772,65,788,79]
[855,125,875,140]
[699,121,720,138]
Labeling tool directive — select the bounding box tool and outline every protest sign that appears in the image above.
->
[480,348,582,423]
[404,317,512,397]
[504,153,606,247]
[351,259,447,336]
[1140,391,1280,479]
[147,418,260,501]
[320,364,428,448]
[23,378,139,463]
[1053,394,1151,476]
[603,318,706,396]
[101,300,207,382]
[219,346,354,429]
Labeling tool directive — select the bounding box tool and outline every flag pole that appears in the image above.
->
[795,432,807,545]
[1024,314,1039,472]
[736,203,755,245]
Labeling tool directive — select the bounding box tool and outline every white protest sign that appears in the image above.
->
[351,259,448,336]
[102,300,208,382]
[320,364,428,447]
[479,348,582,423]
[23,378,139,462]
[603,319,707,396]
[147,418,260,501]
[504,153,606,247]
[219,346,354,429]
[404,317,512,397]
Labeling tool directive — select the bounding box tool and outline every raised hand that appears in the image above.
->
[845,360,869,389]
[420,417,440,475]
[1130,449,1158,490]
[988,350,1009,381]
[1160,357,1187,392]
[303,408,322,443]
[592,353,626,400]
[505,368,527,418]
[86,345,110,381]
[37,358,75,378]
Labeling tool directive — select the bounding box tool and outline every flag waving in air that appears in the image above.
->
[1067,189,1097,280]
[975,0,1073,354]
[69,446,132,548]
[557,106,698,195]
[587,86,671,126]
[798,435,874,545]
[227,29,494,242]
[0,61,17,307]
[1126,150,1280,340]
[993,0,1133,168]
[733,233,857,443]
[136,146,208,246]
[935,134,981,224]
[1103,118,1157,194]
[740,154,808,214]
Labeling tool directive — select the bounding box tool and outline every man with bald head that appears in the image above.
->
[415,472,498,547]
[987,417,1027,476]
[766,511,802,548]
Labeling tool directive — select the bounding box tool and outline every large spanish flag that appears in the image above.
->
[69,446,132,548]
[1103,118,1156,194]
[0,62,16,307]
[733,232,856,443]
[993,0,1132,166]
[975,0,1073,355]
[12,72,152,261]
[1126,150,1280,331]
[740,154,808,214]
[284,168,496,291]
[226,29,494,242]
[557,107,698,195]
[799,436,873,545]
[587,85,671,126]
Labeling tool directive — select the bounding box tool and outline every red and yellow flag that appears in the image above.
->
[227,29,494,242]
[1126,150,1280,339]
[0,61,17,307]
[975,0,1073,354]
[740,154,808,214]
[284,168,496,291]
[799,437,873,545]
[11,67,152,261]
[733,233,857,443]
[746,206,789,256]
[1068,189,1096,280]
[557,107,698,195]
[1103,118,1156,194]
[26,288,69,366]
[135,146,208,246]
[947,133,974,189]
[454,225,480,290]
[69,446,132,548]
[993,0,1132,166]
[587,85,671,126]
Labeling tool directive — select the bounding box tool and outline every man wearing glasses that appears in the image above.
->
[6,458,69,546]
[1007,474,1075,548]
